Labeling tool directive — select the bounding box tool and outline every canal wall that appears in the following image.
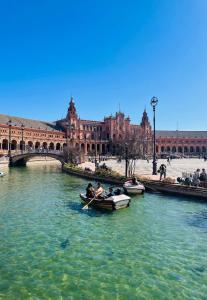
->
[63,164,125,186]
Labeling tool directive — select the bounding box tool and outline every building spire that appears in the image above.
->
[66,96,77,120]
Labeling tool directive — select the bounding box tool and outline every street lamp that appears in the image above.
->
[21,124,25,154]
[125,142,128,178]
[150,96,158,175]
[7,119,12,158]
[94,126,97,168]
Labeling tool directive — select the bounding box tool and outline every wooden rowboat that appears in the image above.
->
[80,193,131,211]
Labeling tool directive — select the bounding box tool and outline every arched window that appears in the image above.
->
[184,146,188,153]
[178,146,183,153]
[190,146,194,153]
[11,140,17,150]
[35,142,40,149]
[2,139,8,150]
[49,142,54,150]
[196,146,200,153]
[56,143,61,150]
[202,146,206,153]
[172,146,176,153]
[161,146,165,153]
[43,142,47,149]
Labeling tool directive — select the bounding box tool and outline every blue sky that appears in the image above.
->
[0,0,207,130]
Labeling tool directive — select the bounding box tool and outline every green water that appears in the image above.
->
[1,164,207,300]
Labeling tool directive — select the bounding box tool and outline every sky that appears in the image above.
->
[0,0,207,130]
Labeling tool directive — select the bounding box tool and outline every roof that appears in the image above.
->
[0,114,63,132]
[156,130,207,138]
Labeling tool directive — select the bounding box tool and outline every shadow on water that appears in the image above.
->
[60,238,70,250]
[66,201,111,217]
[186,209,207,232]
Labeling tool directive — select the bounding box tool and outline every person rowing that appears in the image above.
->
[86,183,95,198]
[95,182,105,199]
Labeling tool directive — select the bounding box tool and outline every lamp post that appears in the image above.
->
[94,126,97,168]
[21,124,25,154]
[125,143,128,178]
[7,119,12,158]
[150,96,158,175]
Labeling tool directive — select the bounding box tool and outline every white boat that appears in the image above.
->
[0,171,5,177]
[123,180,145,195]
[80,193,131,211]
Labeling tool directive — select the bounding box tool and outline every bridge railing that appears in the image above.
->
[11,149,63,156]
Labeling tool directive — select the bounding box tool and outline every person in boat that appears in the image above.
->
[95,182,105,199]
[86,183,95,198]
[114,188,122,195]
[106,187,114,197]
[132,176,138,185]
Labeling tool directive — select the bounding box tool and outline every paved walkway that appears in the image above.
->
[81,158,207,181]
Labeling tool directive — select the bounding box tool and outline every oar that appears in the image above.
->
[82,196,96,210]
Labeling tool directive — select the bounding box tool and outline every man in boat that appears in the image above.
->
[95,182,105,199]
[106,187,114,197]
[132,176,138,185]
[86,183,95,198]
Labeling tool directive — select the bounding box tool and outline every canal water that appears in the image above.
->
[1,164,207,300]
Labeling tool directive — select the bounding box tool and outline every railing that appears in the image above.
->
[11,149,63,156]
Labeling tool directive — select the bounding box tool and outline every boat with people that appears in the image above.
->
[80,182,131,211]
[123,177,145,195]
[80,193,131,211]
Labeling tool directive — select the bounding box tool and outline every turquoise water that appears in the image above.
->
[1,164,207,300]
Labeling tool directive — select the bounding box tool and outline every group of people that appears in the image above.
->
[86,182,121,199]
[178,168,207,187]
[191,168,207,186]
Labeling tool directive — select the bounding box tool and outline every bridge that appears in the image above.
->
[9,150,66,167]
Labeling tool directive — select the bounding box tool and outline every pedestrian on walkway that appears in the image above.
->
[159,164,167,180]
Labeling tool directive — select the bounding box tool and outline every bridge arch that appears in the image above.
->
[9,151,66,167]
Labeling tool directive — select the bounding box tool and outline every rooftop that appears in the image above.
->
[156,130,207,138]
[0,114,63,132]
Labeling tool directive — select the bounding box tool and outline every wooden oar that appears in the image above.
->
[82,196,96,210]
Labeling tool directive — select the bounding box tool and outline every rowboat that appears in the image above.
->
[123,180,145,195]
[80,193,131,211]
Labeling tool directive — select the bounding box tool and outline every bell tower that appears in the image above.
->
[140,109,152,155]
[66,97,78,121]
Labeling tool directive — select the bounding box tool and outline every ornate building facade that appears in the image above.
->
[0,97,152,157]
[156,131,207,156]
[0,97,206,159]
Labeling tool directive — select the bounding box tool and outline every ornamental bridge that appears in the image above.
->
[9,150,66,167]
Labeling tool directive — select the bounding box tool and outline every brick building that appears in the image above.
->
[156,131,207,157]
[0,97,152,157]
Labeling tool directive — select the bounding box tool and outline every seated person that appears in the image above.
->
[95,182,105,199]
[106,187,114,198]
[86,183,95,198]
[114,188,122,195]
[200,169,207,181]
[132,176,138,185]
